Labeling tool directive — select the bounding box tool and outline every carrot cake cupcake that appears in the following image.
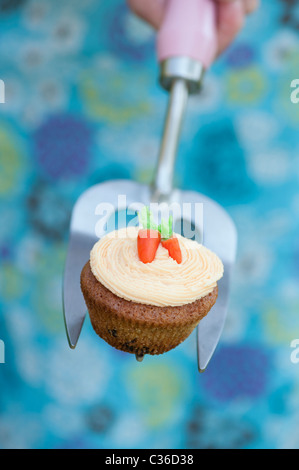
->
[80,207,224,358]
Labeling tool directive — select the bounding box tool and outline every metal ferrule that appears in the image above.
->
[159,56,205,94]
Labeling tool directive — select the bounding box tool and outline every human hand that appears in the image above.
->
[127,0,259,57]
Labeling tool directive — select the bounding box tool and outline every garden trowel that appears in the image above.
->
[63,0,237,372]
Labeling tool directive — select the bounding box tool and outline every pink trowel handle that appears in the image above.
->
[157,0,218,69]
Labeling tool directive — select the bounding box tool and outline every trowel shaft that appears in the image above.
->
[153,78,189,199]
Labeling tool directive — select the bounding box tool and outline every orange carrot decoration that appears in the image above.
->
[137,207,182,264]
[158,214,182,264]
[137,229,161,264]
[161,236,182,264]
[137,207,160,264]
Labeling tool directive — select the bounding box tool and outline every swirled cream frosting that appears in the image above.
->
[90,227,223,307]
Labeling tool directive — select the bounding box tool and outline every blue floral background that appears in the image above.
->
[0,0,299,449]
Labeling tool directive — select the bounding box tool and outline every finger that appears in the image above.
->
[127,0,166,29]
[216,0,259,14]
[215,0,241,3]
[216,0,244,56]
[243,0,259,14]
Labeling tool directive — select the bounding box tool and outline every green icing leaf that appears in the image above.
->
[138,206,158,230]
[138,206,173,239]
[158,214,173,240]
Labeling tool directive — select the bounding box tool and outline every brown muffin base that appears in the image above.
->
[80,262,218,356]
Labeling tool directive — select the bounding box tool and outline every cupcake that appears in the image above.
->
[80,208,224,358]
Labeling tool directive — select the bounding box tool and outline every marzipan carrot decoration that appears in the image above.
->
[137,207,182,264]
